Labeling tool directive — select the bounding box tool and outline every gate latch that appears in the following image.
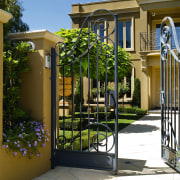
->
[160,91,165,105]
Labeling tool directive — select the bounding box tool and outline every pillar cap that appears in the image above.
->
[0,9,12,23]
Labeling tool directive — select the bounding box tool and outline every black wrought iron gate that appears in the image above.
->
[51,9,119,173]
[160,17,180,172]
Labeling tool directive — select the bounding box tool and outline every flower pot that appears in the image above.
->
[59,77,76,97]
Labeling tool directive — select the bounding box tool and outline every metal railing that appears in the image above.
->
[140,30,180,52]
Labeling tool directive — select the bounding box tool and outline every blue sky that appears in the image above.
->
[21,0,106,33]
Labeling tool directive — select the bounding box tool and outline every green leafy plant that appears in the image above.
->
[0,0,29,36]
[118,83,129,98]
[132,78,141,108]
[2,119,49,158]
[91,88,98,97]
[55,28,132,82]
[3,42,32,126]
[135,108,147,116]
[99,85,114,94]
[3,42,48,158]
[74,78,84,112]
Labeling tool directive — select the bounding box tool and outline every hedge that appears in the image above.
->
[59,118,88,130]
[135,108,147,116]
[93,112,115,120]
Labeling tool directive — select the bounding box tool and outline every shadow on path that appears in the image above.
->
[117,158,176,176]
[120,124,160,133]
[139,115,161,121]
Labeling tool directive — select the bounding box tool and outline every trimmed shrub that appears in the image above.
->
[132,78,141,108]
[118,107,137,114]
[59,115,72,120]
[82,106,88,112]
[118,107,124,113]
[74,112,94,118]
[124,107,137,114]
[135,108,147,116]
[93,112,114,120]
[59,118,88,130]
[74,79,84,112]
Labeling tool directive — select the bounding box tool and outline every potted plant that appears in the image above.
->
[91,88,98,98]
[118,83,130,107]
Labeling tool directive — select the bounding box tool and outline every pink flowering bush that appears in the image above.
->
[3,119,49,158]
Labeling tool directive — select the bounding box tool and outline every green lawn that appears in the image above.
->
[58,116,136,151]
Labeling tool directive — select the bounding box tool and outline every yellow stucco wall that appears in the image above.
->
[0,30,62,180]
[0,22,3,150]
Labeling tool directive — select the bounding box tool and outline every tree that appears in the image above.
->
[55,28,132,82]
[0,0,29,36]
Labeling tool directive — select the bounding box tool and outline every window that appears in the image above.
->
[93,23,105,43]
[118,17,134,50]
[172,23,180,49]
[156,24,161,50]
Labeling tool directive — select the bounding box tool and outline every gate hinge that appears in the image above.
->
[160,91,165,105]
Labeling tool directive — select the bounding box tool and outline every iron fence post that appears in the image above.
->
[114,14,119,175]
[51,47,57,169]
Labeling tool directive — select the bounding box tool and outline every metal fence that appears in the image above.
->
[160,16,180,172]
[140,30,180,52]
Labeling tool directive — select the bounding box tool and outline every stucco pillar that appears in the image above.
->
[0,30,64,180]
[139,8,149,109]
[0,9,12,146]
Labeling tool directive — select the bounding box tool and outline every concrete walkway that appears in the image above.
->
[34,114,180,180]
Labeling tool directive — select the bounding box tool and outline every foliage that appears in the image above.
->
[135,108,147,116]
[118,83,129,98]
[132,78,141,108]
[3,42,31,126]
[55,28,132,82]
[91,88,98,97]
[59,116,136,150]
[100,85,114,94]
[118,107,137,114]
[3,42,48,158]
[74,78,84,112]
[91,85,114,98]
[0,0,29,36]
[94,112,114,120]
[59,118,88,131]
[118,106,147,116]
[2,119,49,158]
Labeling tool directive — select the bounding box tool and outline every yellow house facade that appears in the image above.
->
[69,0,180,110]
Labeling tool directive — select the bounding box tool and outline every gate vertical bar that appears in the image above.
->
[114,14,118,174]
[160,39,164,158]
[87,17,90,151]
[51,47,57,169]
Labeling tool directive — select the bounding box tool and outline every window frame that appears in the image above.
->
[118,16,134,51]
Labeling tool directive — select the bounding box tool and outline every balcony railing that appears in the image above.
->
[140,31,180,52]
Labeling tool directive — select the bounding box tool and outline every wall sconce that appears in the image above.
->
[27,41,35,50]
[45,54,51,69]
